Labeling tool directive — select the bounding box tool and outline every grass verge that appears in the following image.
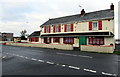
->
[113,51,120,55]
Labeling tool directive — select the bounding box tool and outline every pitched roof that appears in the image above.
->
[41,9,114,27]
[28,31,40,37]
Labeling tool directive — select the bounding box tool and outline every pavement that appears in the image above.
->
[1,45,120,76]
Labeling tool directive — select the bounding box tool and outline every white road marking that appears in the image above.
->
[6,53,9,54]
[68,66,80,70]
[61,65,66,67]
[102,72,117,76]
[56,53,92,58]
[78,55,93,58]
[19,56,24,58]
[38,60,45,62]
[56,64,59,65]
[84,68,96,73]
[2,56,6,58]
[31,58,37,61]
[24,57,29,59]
[4,52,118,76]
[46,61,54,65]
[12,54,16,56]
[16,55,20,56]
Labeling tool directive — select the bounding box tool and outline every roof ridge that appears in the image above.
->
[41,9,113,26]
[49,9,110,20]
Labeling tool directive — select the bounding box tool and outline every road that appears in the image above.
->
[2,45,120,76]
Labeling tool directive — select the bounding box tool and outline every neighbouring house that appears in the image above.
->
[40,3,115,53]
[27,31,41,43]
[2,33,13,41]
[13,37,21,42]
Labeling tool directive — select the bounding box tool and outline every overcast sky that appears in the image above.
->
[0,0,119,38]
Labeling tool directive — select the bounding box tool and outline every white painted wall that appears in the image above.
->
[73,38,79,47]
[81,45,114,53]
[41,19,114,35]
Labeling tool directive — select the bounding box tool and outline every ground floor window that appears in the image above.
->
[63,37,74,44]
[35,37,39,42]
[88,37,104,45]
[29,38,32,42]
[29,37,39,42]
[53,37,60,43]
[44,37,51,44]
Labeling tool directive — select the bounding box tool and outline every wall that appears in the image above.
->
[104,36,115,49]
[41,19,114,35]
[73,38,79,47]
[75,19,114,33]
[81,45,114,53]
[6,42,73,50]
[102,19,114,33]
[104,36,115,45]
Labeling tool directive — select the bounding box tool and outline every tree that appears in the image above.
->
[20,30,27,40]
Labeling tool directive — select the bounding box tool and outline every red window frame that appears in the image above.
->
[53,37,60,43]
[35,37,39,42]
[44,26,51,33]
[44,37,47,43]
[63,37,74,44]
[89,21,102,31]
[64,24,74,32]
[53,25,61,33]
[88,37,104,45]
[44,37,51,44]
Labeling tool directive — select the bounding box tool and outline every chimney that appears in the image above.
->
[81,9,85,16]
[110,3,114,10]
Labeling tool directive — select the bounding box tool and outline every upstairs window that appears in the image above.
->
[44,26,51,33]
[53,25,61,33]
[64,24,74,32]
[92,22,98,30]
[66,24,71,32]
[89,21,102,31]
[46,27,49,33]
[56,26,59,32]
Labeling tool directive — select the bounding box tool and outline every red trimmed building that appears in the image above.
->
[28,31,41,43]
[40,3,115,53]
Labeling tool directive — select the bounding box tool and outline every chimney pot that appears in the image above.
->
[110,3,114,10]
[81,9,85,15]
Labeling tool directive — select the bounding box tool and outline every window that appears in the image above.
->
[56,26,59,32]
[35,37,39,42]
[53,37,60,43]
[44,26,50,33]
[64,24,74,32]
[46,27,49,33]
[44,37,51,44]
[53,25,61,33]
[66,25,71,32]
[63,37,74,44]
[29,38,32,42]
[92,22,98,30]
[88,37,104,45]
[89,21,102,30]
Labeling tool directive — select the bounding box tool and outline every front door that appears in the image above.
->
[79,36,87,50]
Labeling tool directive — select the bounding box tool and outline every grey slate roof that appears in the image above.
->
[28,31,40,38]
[41,9,114,27]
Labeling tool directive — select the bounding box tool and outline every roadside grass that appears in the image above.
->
[113,51,120,55]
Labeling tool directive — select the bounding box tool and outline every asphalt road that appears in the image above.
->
[2,45,120,76]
